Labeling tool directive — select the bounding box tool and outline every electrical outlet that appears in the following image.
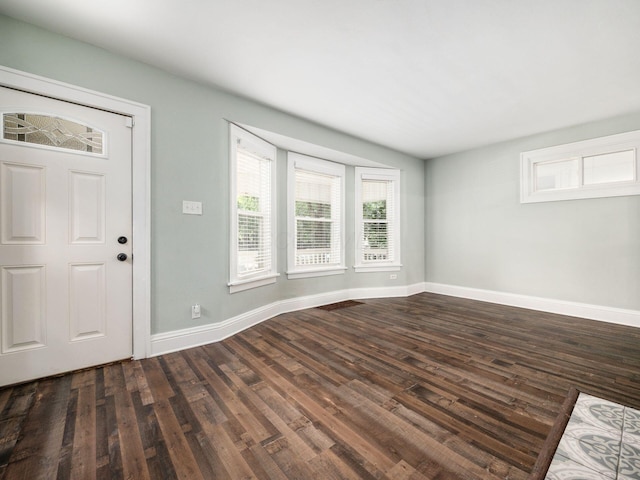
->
[389,274,398,280]
[191,304,201,319]
[183,200,203,215]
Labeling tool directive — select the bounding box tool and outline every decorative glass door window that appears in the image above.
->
[3,113,104,155]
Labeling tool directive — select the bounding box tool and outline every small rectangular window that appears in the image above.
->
[287,153,345,279]
[521,130,640,203]
[355,168,401,272]
[534,158,579,191]
[583,150,635,185]
[229,124,278,293]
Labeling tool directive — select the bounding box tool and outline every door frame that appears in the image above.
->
[0,65,151,360]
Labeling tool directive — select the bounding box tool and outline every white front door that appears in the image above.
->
[0,86,133,386]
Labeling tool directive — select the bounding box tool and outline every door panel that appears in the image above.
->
[0,86,133,386]
[69,262,106,341]
[1,162,46,244]
[69,170,106,244]
[1,265,46,352]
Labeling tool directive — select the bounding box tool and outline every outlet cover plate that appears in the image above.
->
[183,200,202,215]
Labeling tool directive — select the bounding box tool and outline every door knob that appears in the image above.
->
[117,253,128,262]
[118,236,128,244]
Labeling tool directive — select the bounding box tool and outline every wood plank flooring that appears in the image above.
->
[1,292,639,479]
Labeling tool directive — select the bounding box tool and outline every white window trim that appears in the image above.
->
[228,273,279,294]
[521,130,640,203]
[228,124,278,293]
[354,167,402,273]
[287,152,346,279]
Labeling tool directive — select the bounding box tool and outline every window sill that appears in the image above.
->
[286,267,347,280]
[354,263,402,273]
[228,273,279,293]
[521,183,640,204]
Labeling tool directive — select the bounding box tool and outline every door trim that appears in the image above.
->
[0,65,151,360]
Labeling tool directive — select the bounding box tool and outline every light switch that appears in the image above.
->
[183,200,202,215]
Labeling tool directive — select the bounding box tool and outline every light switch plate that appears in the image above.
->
[183,200,202,215]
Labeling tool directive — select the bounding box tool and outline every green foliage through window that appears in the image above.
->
[296,201,331,218]
[364,222,388,248]
[237,195,259,212]
[363,200,386,220]
[296,220,331,250]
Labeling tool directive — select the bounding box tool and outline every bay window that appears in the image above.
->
[354,167,401,272]
[287,153,345,279]
[229,124,277,292]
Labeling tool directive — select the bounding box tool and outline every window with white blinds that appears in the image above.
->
[229,124,278,293]
[355,167,401,272]
[287,153,346,279]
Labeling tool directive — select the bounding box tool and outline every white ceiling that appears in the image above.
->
[2,0,640,159]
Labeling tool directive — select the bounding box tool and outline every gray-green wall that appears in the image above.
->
[0,15,425,335]
[425,114,640,310]
[2,14,638,340]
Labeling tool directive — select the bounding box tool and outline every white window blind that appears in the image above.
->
[295,169,341,266]
[229,124,277,292]
[237,148,271,274]
[355,168,401,272]
[362,179,393,262]
[287,153,345,279]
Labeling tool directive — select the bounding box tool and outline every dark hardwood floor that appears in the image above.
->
[1,292,639,479]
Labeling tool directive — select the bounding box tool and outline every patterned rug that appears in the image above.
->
[531,390,640,479]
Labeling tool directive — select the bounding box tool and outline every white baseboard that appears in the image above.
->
[423,282,640,328]
[150,283,424,357]
[151,281,640,357]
